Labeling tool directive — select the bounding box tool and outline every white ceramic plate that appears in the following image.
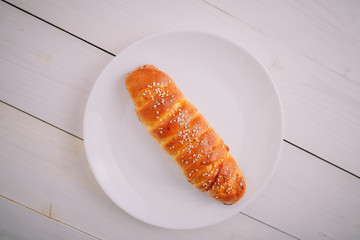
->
[83,31,283,229]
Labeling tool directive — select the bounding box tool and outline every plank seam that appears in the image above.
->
[2,0,116,57]
[240,212,300,240]
[201,0,355,84]
[284,139,360,180]
[201,0,272,37]
[0,100,83,141]
[0,194,100,240]
[303,54,358,86]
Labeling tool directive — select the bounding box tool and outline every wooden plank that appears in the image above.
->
[0,103,295,239]
[0,1,113,138]
[244,143,360,239]
[2,0,360,175]
[204,0,360,84]
[0,196,96,240]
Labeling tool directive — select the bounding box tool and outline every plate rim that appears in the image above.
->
[83,30,284,229]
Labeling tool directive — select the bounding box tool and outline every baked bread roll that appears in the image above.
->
[125,65,246,205]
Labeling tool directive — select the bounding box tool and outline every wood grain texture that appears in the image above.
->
[244,144,360,239]
[0,103,295,239]
[205,0,360,84]
[0,196,95,240]
[0,1,113,138]
[3,0,360,175]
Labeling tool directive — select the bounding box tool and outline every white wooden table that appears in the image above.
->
[1,0,360,239]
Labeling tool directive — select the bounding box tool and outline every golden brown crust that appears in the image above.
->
[207,156,246,205]
[125,65,246,205]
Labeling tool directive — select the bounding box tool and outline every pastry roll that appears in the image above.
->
[125,65,246,204]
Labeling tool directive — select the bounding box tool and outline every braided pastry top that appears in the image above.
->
[125,65,246,205]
